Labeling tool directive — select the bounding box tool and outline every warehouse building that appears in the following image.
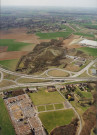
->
[79,39,97,48]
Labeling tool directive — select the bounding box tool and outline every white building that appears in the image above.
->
[79,39,97,48]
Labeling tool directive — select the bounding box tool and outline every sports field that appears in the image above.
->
[0,97,15,135]
[39,109,75,133]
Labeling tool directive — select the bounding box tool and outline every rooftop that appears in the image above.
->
[79,39,97,47]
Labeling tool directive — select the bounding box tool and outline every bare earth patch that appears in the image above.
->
[62,35,82,49]
[0,51,29,60]
[0,46,8,53]
[0,27,50,44]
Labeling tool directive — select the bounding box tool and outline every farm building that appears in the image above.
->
[79,39,97,48]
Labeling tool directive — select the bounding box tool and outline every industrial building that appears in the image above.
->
[79,39,97,48]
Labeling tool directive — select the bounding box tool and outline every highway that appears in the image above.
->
[0,58,97,92]
[0,57,97,135]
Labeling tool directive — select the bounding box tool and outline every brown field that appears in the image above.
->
[0,51,29,60]
[62,35,81,49]
[48,69,69,77]
[65,64,80,72]
[0,46,8,53]
[0,27,50,44]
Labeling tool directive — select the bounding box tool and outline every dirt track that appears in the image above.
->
[0,51,29,60]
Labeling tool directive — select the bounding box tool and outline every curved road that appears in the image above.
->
[0,59,97,135]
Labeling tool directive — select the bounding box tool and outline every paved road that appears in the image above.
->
[0,71,3,83]
[72,58,97,77]
[56,87,82,135]
[0,58,97,93]
[0,58,97,79]
[45,68,76,77]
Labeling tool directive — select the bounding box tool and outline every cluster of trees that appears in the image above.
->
[50,118,79,135]
[85,24,97,30]
[16,39,65,74]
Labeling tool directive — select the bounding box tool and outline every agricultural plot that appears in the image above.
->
[0,59,18,70]
[0,39,31,51]
[74,32,94,38]
[77,47,97,56]
[39,109,75,133]
[0,97,15,135]
[36,32,71,39]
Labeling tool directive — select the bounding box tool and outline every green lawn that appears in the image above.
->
[77,47,97,56]
[75,87,92,99]
[39,109,75,133]
[0,97,15,135]
[0,59,18,70]
[37,106,45,112]
[36,32,71,39]
[81,91,92,98]
[46,104,54,110]
[70,101,89,115]
[0,39,31,51]
[29,89,65,105]
[54,103,64,109]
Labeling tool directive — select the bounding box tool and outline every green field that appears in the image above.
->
[54,103,64,109]
[29,89,65,105]
[36,32,71,39]
[39,109,75,133]
[0,97,15,135]
[74,32,94,38]
[0,39,31,51]
[81,91,92,98]
[46,104,54,110]
[0,59,18,70]
[75,87,92,99]
[60,25,74,32]
[77,47,97,56]
[37,106,45,112]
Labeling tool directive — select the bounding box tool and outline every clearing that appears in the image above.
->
[47,69,69,77]
[39,109,75,133]
[29,88,65,105]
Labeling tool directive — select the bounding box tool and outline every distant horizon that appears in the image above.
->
[1,0,97,8]
[1,5,97,9]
